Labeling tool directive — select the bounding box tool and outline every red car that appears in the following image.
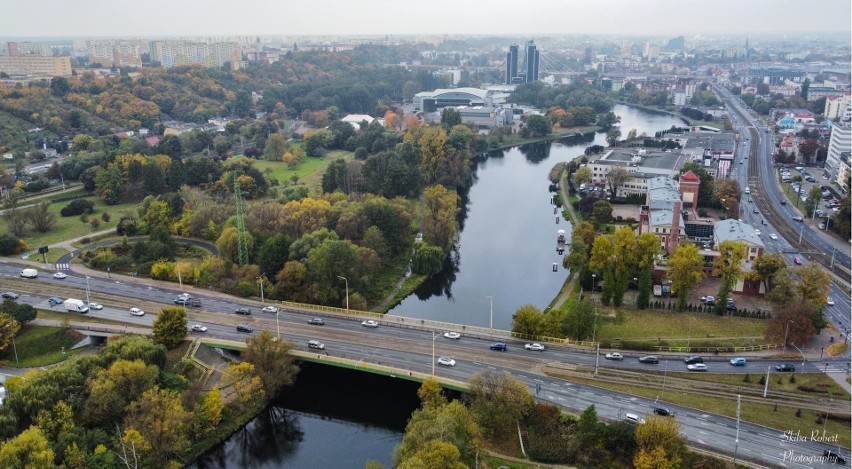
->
[793,257,802,265]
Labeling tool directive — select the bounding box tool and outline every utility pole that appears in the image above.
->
[733,395,741,465]
[763,366,770,397]
[486,296,493,335]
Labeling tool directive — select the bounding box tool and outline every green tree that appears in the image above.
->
[1,301,37,326]
[394,399,479,468]
[398,440,468,469]
[467,371,534,439]
[411,242,445,276]
[606,128,622,147]
[216,226,255,263]
[804,186,821,217]
[562,299,596,341]
[746,252,787,293]
[0,425,55,468]
[511,304,546,337]
[524,114,552,137]
[151,306,187,349]
[244,331,299,399]
[233,91,253,118]
[257,234,291,279]
[125,387,191,466]
[440,108,462,129]
[590,199,613,226]
[636,233,661,309]
[766,268,796,306]
[0,313,21,353]
[605,167,631,198]
[421,185,460,251]
[221,362,264,412]
[568,405,608,465]
[668,244,705,311]
[574,166,593,185]
[263,133,290,161]
[589,234,616,305]
[94,165,125,205]
[158,135,183,158]
[794,264,831,310]
[713,241,747,313]
[82,359,159,426]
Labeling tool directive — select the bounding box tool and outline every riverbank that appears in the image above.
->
[614,100,724,131]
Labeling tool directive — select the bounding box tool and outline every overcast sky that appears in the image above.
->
[2,0,850,37]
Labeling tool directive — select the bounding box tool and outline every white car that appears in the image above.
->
[443,332,461,340]
[261,306,279,313]
[769,233,778,240]
[53,272,67,279]
[129,307,145,316]
[826,298,835,306]
[191,324,208,332]
[308,340,325,350]
[361,320,379,328]
[687,363,708,372]
[605,352,624,360]
[524,343,545,351]
[754,229,761,236]
[88,303,103,310]
[437,356,456,367]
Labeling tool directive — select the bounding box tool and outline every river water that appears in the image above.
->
[387,104,685,330]
[192,105,685,468]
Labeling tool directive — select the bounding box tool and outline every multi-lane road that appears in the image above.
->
[719,85,852,338]
[1,262,849,467]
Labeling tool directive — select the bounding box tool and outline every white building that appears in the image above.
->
[826,122,851,185]
[149,40,241,69]
[825,95,851,121]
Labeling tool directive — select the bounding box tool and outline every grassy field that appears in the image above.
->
[253,149,354,192]
[0,325,85,367]
[667,371,851,400]
[564,375,851,449]
[0,196,139,248]
[36,309,133,326]
[597,309,767,345]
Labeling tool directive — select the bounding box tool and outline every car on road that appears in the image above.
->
[53,272,67,279]
[88,303,103,310]
[769,233,778,240]
[129,307,145,316]
[490,342,508,351]
[605,352,624,360]
[730,357,747,366]
[190,324,208,332]
[236,324,253,333]
[524,343,545,351]
[754,229,761,235]
[687,363,708,372]
[308,340,325,350]
[638,355,659,364]
[361,320,379,328]
[826,298,835,306]
[652,406,673,416]
[624,413,645,425]
[823,450,846,465]
[753,208,759,214]
[443,332,461,340]
[683,355,703,364]
[235,307,252,315]
[775,364,795,372]
[793,216,803,221]
[747,198,752,203]
[308,317,325,325]
[1,292,19,299]
[793,257,802,265]
[261,306,278,313]
[437,356,456,367]
[48,297,63,306]
[175,297,201,307]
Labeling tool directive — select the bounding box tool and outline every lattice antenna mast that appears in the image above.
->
[233,174,249,265]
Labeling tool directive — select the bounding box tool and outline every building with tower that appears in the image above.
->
[505,40,539,84]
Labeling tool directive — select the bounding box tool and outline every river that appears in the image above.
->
[387,104,685,330]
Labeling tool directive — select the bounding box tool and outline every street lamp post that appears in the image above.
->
[337,276,349,313]
[789,343,806,373]
[486,296,493,335]
[276,309,280,341]
[85,275,91,305]
[177,265,183,291]
[257,276,266,304]
[432,331,438,376]
[591,273,597,300]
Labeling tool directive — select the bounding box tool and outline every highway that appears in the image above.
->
[1,262,849,467]
[719,85,852,338]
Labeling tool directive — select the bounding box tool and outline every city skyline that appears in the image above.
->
[2,0,851,38]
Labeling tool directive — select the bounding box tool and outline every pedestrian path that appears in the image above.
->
[55,263,70,270]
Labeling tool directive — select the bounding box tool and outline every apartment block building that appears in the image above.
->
[86,40,143,67]
[0,55,72,76]
[149,40,241,69]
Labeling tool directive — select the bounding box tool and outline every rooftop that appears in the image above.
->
[713,219,764,248]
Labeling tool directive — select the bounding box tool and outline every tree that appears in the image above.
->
[0,313,21,353]
[233,91,253,118]
[394,399,479,468]
[511,304,546,337]
[634,416,686,469]
[25,201,56,233]
[263,133,290,161]
[421,185,459,251]
[524,114,552,137]
[714,179,741,218]
[2,207,28,237]
[411,242,445,276]
[467,371,533,439]
[766,268,796,307]
[0,425,55,468]
[606,128,622,147]
[765,302,819,346]
[157,135,183,158]
[195,387,223,433]
[803,186,821,217]
[94,165,125,204]
[222,362,265,412]
[636,233,661,309]
[216,227,254,263]
[257,234,291,279]
[667,244,705,311]
[562,300,596,341]
[440,108,462,129]
[82,359,159,427]
[713,241,748,313]
[244,331,299,399]
[794,264,831,310]
[590,199,613,226]
[746,253,787,293]
[605,167,630,198]
[125,387,191,466]
[574,166,593,186]
[568,405,608,465]
[151,306,187,349]
[0,302,37,326]
[397,440,468,469]
[0,233,24,256]
[50,76,70,97]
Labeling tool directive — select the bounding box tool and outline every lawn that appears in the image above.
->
[0,325,85,367]
[253,149,354,191]
[563,374,851,449]
[667,371,851,400]
[0,196,139,248]
[36,309,133,326]
[597,309,768,347]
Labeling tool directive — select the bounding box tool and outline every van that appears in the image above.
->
[20,269,38,278]
[624,413,646,424]
[744,187,751,194]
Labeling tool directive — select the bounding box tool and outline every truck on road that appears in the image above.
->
[20,268,38,278]
[63,298,89,314]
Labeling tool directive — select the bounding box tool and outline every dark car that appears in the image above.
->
[653,406,673,416]
[236,324,253,333]
[824,450,846,465]
[48,297,63,306]
[683,356,703,364]
[308,317,325,326]
[775,364,795,372]
[639,355,659,364]
[1,292,19,299]
[489,342,508,351]
[235,307,252,315]
[175,298,201,307]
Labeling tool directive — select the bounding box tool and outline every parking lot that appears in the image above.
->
[778,165,841,228]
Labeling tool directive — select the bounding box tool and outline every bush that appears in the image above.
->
[60,199,95,217]
[23,179,50,193]
[0,233,25,255]
[743,373,751,383]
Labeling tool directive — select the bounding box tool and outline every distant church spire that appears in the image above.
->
[744,36,749,59]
